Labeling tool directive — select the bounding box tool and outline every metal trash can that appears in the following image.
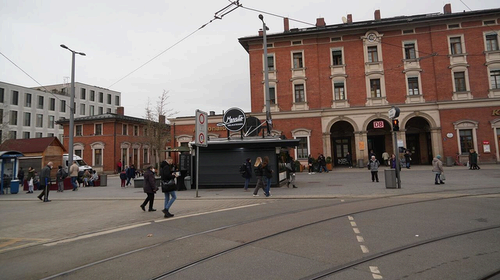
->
[99,174,107,186]
[184,176,191,190]
[10,179,20,194]
[357,159,364,168]
[446,156,454,167]
[384,169,397,189]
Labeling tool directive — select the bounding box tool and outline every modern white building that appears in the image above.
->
[0,81,121,144]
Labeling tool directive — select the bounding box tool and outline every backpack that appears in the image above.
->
[239,163,247,177]
[61,169,68,179]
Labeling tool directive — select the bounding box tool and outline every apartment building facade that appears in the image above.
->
[233,4,500,166]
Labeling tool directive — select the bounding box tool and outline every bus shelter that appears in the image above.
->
[0,151,24,194]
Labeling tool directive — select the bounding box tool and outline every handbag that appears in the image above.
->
[161,179,177,192]
[440,173,446,181]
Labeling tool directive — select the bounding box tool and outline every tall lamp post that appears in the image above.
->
[259,14,272,136]
[60,44,85,169]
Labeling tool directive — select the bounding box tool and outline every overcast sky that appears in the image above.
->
[1,0,498,119]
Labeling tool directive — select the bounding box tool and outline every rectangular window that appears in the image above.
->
[10,111,17,125]
[90,105,95,116]
[60,100,66,112]
[95,123,102,135]
[0,88,4,103]
[106,108,111,113]
[486,34,499,51]
[331,37,342,42]
[332,50,343,65]
[11,90,19,105]
[293,52,303,68]
[37,96,44,109]
[9,131,17,139]
[80,104,86,115]
[450,37,462,54]
[75,149,82,157]
[296,137,308,160]
[294,84,305,103]
[404,43,416,59]
[81,88,86,99]
[48,115,55,128]
[107,94,112,104]
[90,90,95,101]
[448,23,460,29]
[370,79,381,97]
[49,98,55,111]
[402,29,414,34]
[47,133,54,137]
[134,125,139,136]
[99,92,104,103]
[23,132,30,139]
[334,82,345,100]
[24,112,31,126]
[267,54,275,71]
[75,125,83,136]
[94,148,102,166]
[454,72,466,92]
[143,148,149,163]
[490,69,500,89]
[408,77,420,95]
[0,109,3,123]
[122,124,128,135]
[459,129,473,155]
[25,93,32,107]
[35,132,42,138]
[115,95,120,106]
[98,107,104,114]
[269,87,276,104]
[367,46,378,62]
[292,40,302,45]
[36,114,43,127]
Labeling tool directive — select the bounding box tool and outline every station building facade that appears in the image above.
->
[234,4,500,166]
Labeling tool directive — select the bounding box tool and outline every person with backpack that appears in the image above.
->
[240,158,252,191]
[367,155,381,182]
[285,156,297,188]
[56,165,67,192]
[252,157,264,196]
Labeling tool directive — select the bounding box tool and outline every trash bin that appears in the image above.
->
[10,179,20,194]
[100,174,107,186]
[357,159,364,168]
[384,169,397,189]
[184,176,191,190]
[446,156,454,167]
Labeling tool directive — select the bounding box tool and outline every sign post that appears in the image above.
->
[389,106,401,189]
[195,110,208,197]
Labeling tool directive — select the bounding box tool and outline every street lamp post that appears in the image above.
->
[60,44,85,170]
[259,14,272,136]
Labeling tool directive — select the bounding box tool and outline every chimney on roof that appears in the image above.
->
[444,3,452,14]
[159,115,166,124]
[316,18,326,27]
[347,14,353,23]
[374,10,381,21]
[116,106,124,116]
[259,30,263,36]
[284,17,289,32]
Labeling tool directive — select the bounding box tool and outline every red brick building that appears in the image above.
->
[57,107,170,174]
[170,4,500,167]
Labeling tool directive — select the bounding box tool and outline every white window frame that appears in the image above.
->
[292,128,312,160]
[453,120,478,155]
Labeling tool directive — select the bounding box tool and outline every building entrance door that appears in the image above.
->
[367,135,386,161]
[333,137,351,166]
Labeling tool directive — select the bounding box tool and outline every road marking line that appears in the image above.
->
[353,228,360,234]
[372,274,383,279]
[360,245,369,253]
[0,238,20,248]
[350,221,357,227]
[154,203,263,223]
[369,266,381,274]
[356,235,364,242]
[348,216,354,220]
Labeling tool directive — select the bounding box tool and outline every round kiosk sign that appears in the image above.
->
[223,107,246,132]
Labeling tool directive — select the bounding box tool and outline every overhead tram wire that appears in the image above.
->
[232,0,316,26]
[107,1,242,89]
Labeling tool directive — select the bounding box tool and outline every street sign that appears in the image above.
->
[373,120,384,128]
[195,109,208,147]
[388,106,400,119]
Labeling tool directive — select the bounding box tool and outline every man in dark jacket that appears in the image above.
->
[140,166,157,212]
[242,158,252,191]
[38,162,53,202]
[126,164,136,186]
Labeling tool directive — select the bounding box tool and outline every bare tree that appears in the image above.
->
[143,90,178,168]
[0,106,12,144]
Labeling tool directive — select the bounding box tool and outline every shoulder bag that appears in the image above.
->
[161,179,177,192]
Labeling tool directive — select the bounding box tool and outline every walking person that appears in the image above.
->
[317,154,328,173]
[126,164,136,186]
[241,158,252,191]
[346,152,352,168]
[69,161,79,191]
[432,155,445,185]
[285,156,297,188]
[252,157,264,196]
[17,167,25,188]
[404,150,412,169]
[160,158,177,218]
[119,169,127,188]
[262,156,273,197]
[56,165,66,192]
[367,156,380,182]
[117,159,122,173]
[83,169,91,187]
[38,161,53,202]
[470,149,480,170]
[382,151,390,166]
[140,165,157,212]
[26,167,35,194]
[307,154,315,174]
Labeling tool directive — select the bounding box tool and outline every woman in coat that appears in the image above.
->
[243,158,252,191]
[432,155,445,185]
[252,157,264,196]
[140,166,157,212]
[26,167,35,194]
[262,156,273,197]
[160,158,177,218]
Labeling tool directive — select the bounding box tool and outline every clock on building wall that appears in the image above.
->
[367,33,377,42]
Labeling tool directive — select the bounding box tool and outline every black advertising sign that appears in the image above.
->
[223,107,246,132]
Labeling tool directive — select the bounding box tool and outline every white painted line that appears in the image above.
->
[350,221,357,227]
[369,266,381,274]
[348,216,354,220]
[353,228,360,234]
[372,274,383,279]
[360,245,369,253]
[356,235,365,242]
[154,203,263,223]
[44,222,151,246]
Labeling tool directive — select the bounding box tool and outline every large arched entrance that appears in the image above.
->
[330,121,355,166]
[405,117,432,165]
[366,119,392,161]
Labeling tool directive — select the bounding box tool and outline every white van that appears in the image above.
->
[63,154,93,172]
